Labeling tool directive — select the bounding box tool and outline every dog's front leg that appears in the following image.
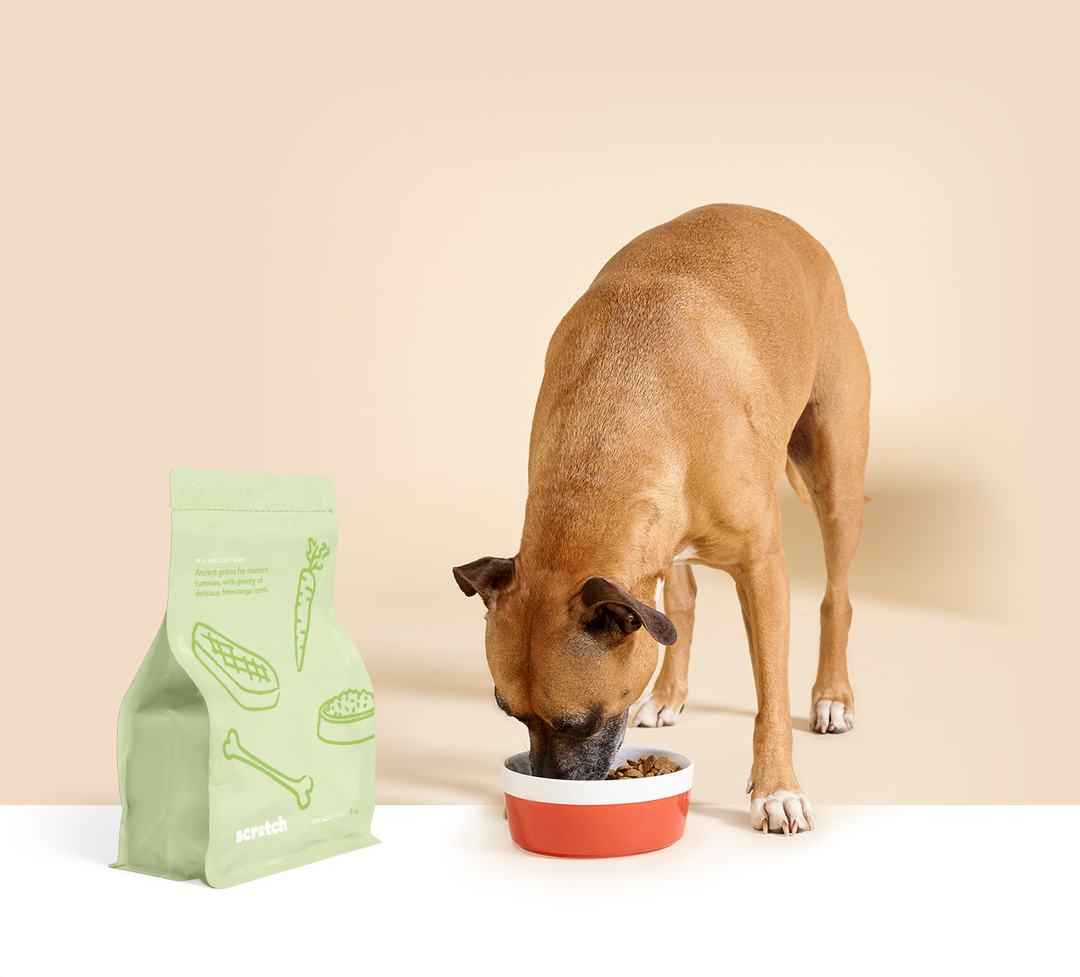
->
[733,549,814,834]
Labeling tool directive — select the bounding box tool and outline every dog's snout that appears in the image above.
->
[527,711,628,780]
[528,746,603,781]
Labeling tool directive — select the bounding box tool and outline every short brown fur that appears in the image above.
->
[455,204,870,832]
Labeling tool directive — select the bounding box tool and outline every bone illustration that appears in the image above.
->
[222,728,314,810]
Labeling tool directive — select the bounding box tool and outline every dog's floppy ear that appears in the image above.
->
[581,577,677,646]
[452,556,515,606]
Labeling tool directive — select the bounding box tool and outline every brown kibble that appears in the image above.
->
[607,754,681,779]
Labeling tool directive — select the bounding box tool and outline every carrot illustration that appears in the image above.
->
[294,537,330,671]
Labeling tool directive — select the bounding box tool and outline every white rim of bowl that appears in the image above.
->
[502,745,694,805]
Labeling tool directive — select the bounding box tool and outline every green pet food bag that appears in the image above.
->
[114,469,377,886]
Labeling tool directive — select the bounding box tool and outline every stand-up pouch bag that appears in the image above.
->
[114,469,377,886]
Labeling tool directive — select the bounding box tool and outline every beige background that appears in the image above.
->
[2,2,1076,804]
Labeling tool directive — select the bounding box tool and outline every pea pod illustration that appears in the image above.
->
[294,537,330,671]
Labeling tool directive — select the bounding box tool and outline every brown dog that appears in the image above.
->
[454,204,869,834]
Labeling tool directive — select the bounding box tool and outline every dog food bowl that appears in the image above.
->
[502,745,693,858]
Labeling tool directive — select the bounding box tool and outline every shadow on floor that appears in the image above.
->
[780,482,1017,620]
[690,807,748,829]
[377,751,504,804]
[688,702,757,719]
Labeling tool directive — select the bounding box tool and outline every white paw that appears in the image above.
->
[812,698,854,734]
[629,695,683,728]
[750,790,815,835]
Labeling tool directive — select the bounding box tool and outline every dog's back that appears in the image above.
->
[527,204,860,551]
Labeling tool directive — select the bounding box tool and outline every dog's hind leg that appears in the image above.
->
[787,317,870,734]
[630,563,697,727]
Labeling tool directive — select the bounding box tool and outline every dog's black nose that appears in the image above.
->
[527,711,628,780]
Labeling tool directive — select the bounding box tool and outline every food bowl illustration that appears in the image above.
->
[502,745,693,858]
[316,688,375,745]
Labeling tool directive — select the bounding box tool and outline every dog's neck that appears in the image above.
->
[518,466,683,595]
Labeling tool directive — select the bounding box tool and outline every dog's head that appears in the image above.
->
[452,556,677,780]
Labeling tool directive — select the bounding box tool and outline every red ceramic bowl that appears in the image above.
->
[502,746,694,858]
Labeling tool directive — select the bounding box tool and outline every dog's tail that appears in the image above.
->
[785,459,813,508]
